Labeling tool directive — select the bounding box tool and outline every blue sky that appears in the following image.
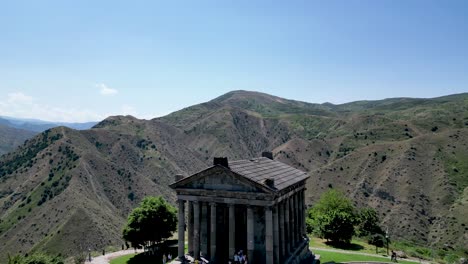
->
[0,0,467,122]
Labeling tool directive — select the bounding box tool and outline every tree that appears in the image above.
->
[123,196,177,248]
[308,189,357,245]
[369,234,385,254]
[356,207,384,238]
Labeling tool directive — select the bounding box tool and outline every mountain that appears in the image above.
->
[0,90,467,260]
[0,125,36,156]
[0,117,98,155]
[0,116,98,132]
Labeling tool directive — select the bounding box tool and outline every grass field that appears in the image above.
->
[309,237,391,255]
[309,236,466,263]
[313,249,417,264]
[110,254,136,264]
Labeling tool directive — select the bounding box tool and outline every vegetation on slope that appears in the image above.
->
[0,125,36,156]
[0,90,467,261]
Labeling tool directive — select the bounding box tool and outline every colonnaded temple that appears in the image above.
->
[170,152,314,264]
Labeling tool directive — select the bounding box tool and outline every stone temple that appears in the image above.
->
[170,152,313,264]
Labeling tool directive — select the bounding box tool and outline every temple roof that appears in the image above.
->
[228,157,309,191]
[170,157,309,193]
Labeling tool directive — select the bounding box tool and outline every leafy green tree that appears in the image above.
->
[308,189,357,244]
[369,234,385,253]
[356,207,384,237]
[305,216,314,234]
[123,196,177,248]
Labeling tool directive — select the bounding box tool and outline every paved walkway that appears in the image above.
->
[87,249,143,264]
[85,246,428,264]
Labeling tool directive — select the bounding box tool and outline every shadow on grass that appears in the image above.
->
[324,241,364,251]
[127,254,159,264]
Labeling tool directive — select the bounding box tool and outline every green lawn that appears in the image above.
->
[309,237,390,255]
[110,254,136,264]
[313,249,415,264]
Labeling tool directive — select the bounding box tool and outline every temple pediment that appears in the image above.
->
[170,166,271,193]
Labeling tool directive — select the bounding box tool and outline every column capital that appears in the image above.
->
[209,202,217,207]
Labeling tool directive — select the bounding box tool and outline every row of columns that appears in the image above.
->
[177,189,306,264]
[277,189,306,262]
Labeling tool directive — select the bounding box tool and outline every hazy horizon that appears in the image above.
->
[1,1,467,122]
[1,90,467,123]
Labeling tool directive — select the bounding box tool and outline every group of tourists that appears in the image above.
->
[232,250,248,264]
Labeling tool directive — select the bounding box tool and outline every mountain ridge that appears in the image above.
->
[0,116,98,132]
[0,124,37,156]
[0,90,467,260]
[0,117,99,156]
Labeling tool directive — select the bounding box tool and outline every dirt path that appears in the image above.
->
[87,249,143,264]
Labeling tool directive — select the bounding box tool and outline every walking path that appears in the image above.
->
[88,249,143,264]
[85,246,428,264]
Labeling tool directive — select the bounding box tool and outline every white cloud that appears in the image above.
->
[7,92,34,104]
[0,91,151,123]
[0,91,105,123]
[96,83,118,96]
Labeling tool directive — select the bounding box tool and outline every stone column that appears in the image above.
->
[273,205,280,264]
[188,201,194,255]
[201,202,208,256]
[265,206,273,264]
[210,203,217,262]
[294,193,299,245]
[178,200,185,259]
[247,206,254,263]
[297,193,301,241]
[294,194,299,245]
[302,190,306,236]
[285,197,291,254]
[299,191,303,237]
[298,193,303,240]
[290,195,296,248]
[194,201,200,260]
[279,201,286,260]
[229,204,236,257]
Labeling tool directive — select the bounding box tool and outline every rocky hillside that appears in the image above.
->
[0,90,467,260]
[0,125,36,156]
[0,117,97,156]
